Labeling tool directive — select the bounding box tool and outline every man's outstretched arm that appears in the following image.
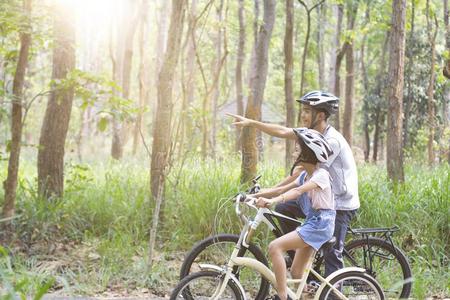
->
[227,113,296,139]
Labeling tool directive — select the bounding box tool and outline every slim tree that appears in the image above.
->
[386,0,406,183]
[150,0,185,199]
[182,0,197,149]
[149,0,185,266]
[426,0,438,166]
[284,0,295,171]
[361,5,371,162]
[210,0,225,158]
[3,0,32,221]
[111,0,139,159]
[444,0,450,78]
[332,4,344,131]
[342,1,358,146]
[132,0,150,155]
[372,32,390,162]
[235,0,245,152]
[316,3,325,89]
[403,0,416,148]
[297,0,325,99]
[241,0,276,182]
[37,1,75,198]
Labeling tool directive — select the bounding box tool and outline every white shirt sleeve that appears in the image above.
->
[322,137,341,168]
[310,169,331,190]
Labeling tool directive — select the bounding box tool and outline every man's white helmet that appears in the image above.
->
[297,90,339,115]
[293,128,333,163]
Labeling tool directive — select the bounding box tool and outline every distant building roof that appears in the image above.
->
[218,99,285,124]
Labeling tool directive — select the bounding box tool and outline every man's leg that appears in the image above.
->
[275,200,306,235]
[324,209,357,276]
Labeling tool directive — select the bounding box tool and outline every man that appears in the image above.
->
[227,90,360,277]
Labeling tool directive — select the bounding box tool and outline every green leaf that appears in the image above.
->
[97,117,109,132]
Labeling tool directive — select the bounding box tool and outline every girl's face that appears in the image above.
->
[292,142,301,159]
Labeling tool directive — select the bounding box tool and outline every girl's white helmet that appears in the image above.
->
[293,128,334,162]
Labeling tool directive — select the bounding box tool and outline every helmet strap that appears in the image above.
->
[309,110,319,129]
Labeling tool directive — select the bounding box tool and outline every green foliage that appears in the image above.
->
[1,159,448,296]
[49,69,140,133]
[0,246,54,300]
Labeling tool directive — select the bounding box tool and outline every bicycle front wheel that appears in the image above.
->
[318,271,385,300]
[170,270,244,300]
[179,234,270,300]
[344,237,412,299]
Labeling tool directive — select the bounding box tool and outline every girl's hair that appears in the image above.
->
[290,138,319,175]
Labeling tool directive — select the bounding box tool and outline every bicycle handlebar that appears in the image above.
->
[233,175,262,223]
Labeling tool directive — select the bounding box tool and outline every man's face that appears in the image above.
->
[300,105,314,128]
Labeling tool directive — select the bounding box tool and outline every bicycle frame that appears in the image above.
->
[209,198,364,300]
[244,197,402,277]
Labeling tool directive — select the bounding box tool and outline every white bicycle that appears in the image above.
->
[170,193,385,300]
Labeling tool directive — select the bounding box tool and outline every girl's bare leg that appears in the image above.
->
[268,231,305,300]
[290,241,314,280]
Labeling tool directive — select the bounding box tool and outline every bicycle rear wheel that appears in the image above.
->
[318,270,385,300]
[344,237,412,299]
[170,270,244,300]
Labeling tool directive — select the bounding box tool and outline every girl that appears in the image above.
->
[256,129,335,300]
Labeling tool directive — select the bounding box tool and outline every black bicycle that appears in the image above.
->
[179,176,412,299]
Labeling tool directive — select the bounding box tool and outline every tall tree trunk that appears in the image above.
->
[443,0,450,164]
[297,0,325,123]
[150,0,185,199]
[328,4,339,92]
[403,0,415,149]
[151,0,171,132]
[361,5,370,162]
[148,0,185,265]
[372,107,381,162]
[343,1,358,146]
[3,0,32,221]
[316,3,325,89]
[110,3,125,159]
[183,0,197,148]
[372,32,390,163]
[332,4,344,130]
[386,0,406,183]
[426,0,438,166]
[241,0,276,183]
[284,0,295,172]
[37,1,76,198]
[249,0,265,161]
[132,0,150,155]
[235,0,245,152]
[210,0,224,159]
[111,0,139,159]
[444,0,450,78]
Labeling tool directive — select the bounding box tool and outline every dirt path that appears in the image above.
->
[42,295,167,300]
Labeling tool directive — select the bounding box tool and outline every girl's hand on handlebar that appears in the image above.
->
[256,197,273,208]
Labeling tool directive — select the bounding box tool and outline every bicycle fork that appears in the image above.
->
[210,222,252,300]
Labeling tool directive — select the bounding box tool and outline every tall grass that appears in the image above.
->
[0,158,448,296]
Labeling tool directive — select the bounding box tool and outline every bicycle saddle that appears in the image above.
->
[320,236,336,251]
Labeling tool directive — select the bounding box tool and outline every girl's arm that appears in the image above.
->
[256,181,319,208]
[253,180,298,198]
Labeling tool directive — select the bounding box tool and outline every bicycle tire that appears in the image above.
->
[318,270,385,300]
[344,237,412,299]
[179,233,270,300]
[170,270,244,300]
